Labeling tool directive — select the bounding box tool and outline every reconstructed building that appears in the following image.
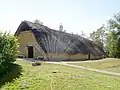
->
[15,21,104,61]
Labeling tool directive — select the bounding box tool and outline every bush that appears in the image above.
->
[0,32,19,76]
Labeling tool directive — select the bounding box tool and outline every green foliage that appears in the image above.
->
[0,32,19,76]
[106,13,120,58]
[90,25,106,48]
[90,12,120,58]
[64,47,72,54]
[34,19,43,25]
[106,31,118,57]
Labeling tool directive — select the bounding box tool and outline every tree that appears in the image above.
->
[106,31,118,57]
[34,19,43,25]
[106,13,120,58]
[90,25,106,48]
[80,30,86,37]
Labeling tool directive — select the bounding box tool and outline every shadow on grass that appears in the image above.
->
[0,63,22,88]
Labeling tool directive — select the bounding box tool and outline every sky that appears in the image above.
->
[0,0,120,36]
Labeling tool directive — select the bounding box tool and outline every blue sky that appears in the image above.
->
[0,0,120,36]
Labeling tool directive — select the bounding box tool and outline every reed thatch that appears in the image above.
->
[15,21,105,57]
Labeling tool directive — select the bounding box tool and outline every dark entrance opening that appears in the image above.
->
[28,46,33,58]
[88,53,90,60]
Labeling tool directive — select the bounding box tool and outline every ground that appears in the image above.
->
[1,58,120,90]
[69,58,120,73]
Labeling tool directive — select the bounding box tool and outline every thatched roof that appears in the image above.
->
[15,21,104,56]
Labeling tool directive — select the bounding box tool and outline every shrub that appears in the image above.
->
[0,32,19,76]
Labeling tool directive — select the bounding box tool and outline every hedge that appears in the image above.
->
[0,32,19,76]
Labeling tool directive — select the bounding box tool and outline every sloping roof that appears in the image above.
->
[15,21,105,56]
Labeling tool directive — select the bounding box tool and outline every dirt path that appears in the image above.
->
[62,63,120,76]
[19,58,120,76]
[45,59,108,64]
[45,61,120,76]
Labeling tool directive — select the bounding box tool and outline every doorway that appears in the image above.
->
[28,46,34,58]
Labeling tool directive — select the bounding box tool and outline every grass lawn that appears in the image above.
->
[1,59,120,90]
[69,58,120,73]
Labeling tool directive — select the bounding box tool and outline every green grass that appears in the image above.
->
[1,59,120,90]
[69,58,120,73]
